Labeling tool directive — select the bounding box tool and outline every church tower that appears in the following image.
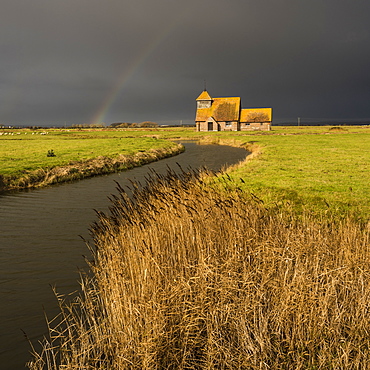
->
[196,90,213,109]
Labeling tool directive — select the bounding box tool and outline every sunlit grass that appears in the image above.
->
[0,130,176,176]
[0,129,184,191]
[1,125,369,214]
[231,132,369,216]
[194,127,370,217]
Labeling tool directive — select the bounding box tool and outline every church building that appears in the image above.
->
[195,90,272,132]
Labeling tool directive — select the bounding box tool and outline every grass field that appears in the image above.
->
[0,129,183,191]
[0,129,177,176]
[1,126,369,216]
[199,126,370,217]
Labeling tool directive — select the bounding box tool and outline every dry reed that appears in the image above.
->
[28,169,370,369]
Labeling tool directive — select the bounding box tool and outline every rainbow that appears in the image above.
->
[89,18,181,126]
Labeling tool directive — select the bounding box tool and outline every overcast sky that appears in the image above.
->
[1,0,370,126]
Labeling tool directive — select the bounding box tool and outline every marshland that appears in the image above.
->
[1,126,369,368]
[0,140,247,369]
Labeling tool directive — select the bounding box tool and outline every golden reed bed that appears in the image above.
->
[28,168,370,369]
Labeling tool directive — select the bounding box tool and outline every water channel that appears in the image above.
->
[0,141,247,369]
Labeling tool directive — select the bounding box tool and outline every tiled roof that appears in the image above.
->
[195,107,212,122]
[240,108,272,122]
[212,97,241,121]
[196,90,212,101]
[195,96,241,122]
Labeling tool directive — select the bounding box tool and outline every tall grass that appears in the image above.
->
[28,169,370,369]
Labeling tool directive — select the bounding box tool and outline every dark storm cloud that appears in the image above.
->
[1,0,370,126]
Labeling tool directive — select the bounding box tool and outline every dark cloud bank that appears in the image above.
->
[1,0,370,126]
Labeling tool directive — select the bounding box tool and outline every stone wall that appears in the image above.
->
[197,120,271,132]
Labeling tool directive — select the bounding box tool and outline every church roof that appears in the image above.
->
[195,96,241,122]
[196,90,212,101]
[212,97,241,121]
[195,107,212,121]
[240,107,272,122]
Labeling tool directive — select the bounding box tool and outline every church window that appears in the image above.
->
[197,101,211,109]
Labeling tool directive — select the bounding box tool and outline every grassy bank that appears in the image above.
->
[0,129,184,191]
[196,126,370,218]
[28,169,370,369]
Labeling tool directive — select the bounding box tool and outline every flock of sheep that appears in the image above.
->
[0,131,49,135]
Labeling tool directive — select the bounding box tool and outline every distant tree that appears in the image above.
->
[109,121,158,128]
[71,123,105,128]
[110,122,131,128]
[138,121,158,128]
[247,112,269,123]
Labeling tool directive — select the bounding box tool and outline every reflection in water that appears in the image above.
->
[0,142,247,368]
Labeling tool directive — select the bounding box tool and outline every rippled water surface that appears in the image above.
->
[0,142,247,368]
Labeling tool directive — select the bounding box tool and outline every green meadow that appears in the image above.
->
[156,124,369,218]
[1,126,369,217]
[0,128,184,191]
[214,126,370,217]
[0,129,176,176]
